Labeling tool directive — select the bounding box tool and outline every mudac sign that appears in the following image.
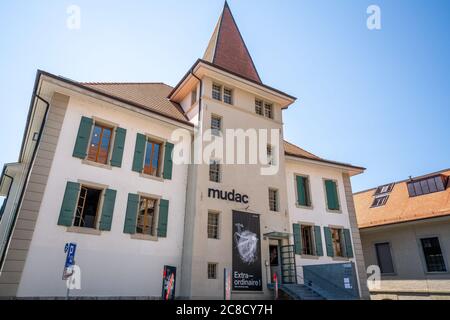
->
[208,188,249,204]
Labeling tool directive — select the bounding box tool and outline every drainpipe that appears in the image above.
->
[0,94,50,270]
[0,174,14,220]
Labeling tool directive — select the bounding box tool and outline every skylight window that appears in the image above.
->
[371,195,389,208]
[407,175,447,197]
[371,182,394,208]
[374,183,395,196]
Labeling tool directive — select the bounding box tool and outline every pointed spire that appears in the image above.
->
[203,1,262,83]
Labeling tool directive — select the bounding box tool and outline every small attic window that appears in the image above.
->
[374,183,395,196]
[371,195,389,208]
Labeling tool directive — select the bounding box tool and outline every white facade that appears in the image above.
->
[0,4,369,300]
[17,92,189,297]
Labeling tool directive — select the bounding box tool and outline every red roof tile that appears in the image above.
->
[203,2,262,83]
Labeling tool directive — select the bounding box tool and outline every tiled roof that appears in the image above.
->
[82,82,189,122]
[284,140,365,170]
[203,2,262,83]
[354,169,450,229]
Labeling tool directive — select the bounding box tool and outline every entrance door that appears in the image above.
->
[269,244,281,284]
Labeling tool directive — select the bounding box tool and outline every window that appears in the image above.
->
[74,186,102,229]
[209,160,221,183]
[324,179,340,211]
[87,124,113,164]
[255,99,263,115]
[211,115,222,136]
[371,195,389,208]
[331,228,344,257]
[407,176,447,197]
[207,211,219,239]
[191,89,197,105]
[296,175,311,207]
[375,243,395,274]
[420,237,447,272]
[136,197,158,236]
[374,183,395,196]
[301,225,315,256]
[143,139,162,177]
[208,263,218,279]
[269,188,279,212]
[267,144,274,165]
[223,87,233,105]
[264,103,273,119]
[212,84,222,101]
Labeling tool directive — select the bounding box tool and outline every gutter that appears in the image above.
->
[0,94,50,271]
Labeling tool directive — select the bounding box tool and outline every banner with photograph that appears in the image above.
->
[232,211,262,291]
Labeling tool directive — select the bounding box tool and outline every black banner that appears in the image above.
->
[232,211,262,291]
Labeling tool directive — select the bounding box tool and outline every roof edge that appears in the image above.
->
[168,59,297,102]
[38,70,194,127]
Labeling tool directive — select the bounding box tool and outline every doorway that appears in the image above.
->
[269,241,281,284]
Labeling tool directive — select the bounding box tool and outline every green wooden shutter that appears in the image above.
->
[293,224,302,255]
[132,133,146,173]
[157,199,169,237]
[324,227,334,257]
[163,142,174,180]
[99,189,117,231]
[124,193,139,234]
[314,226,323,256]
[343,229,354,258]
[58,182,80,226]
[325,180,339,210]
[73,117,93,159]
[110,127,126,167]
[296,176,307,206]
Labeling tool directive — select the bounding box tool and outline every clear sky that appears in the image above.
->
[0,0,449,193]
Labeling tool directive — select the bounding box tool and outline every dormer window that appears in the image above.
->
[407,175,447,197]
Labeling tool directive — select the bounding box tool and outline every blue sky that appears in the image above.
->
[0,0,449,193]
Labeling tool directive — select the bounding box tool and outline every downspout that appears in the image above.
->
[0,174,14,220]
[0,94,50,271]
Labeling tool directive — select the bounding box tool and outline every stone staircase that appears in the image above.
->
[268,283,325,300]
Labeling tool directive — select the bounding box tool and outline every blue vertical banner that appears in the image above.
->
[62,243,77,280]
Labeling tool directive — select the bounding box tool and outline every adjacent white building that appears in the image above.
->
[0,2,369,299]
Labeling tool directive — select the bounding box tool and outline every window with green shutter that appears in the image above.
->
[292,224,302,255]
[325,179,340,211]
[99,189,117,231]
[157,199,169,237]
[58,182,80,226]
[110,128,127,167]
[324,227,334,257]
[132,134,146,173]
[343,229,354,258]
[296,175,311,207]
[163,142,174,180]
[124,193,139,234]
[73,117,93,159]
[314,226,323,256]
